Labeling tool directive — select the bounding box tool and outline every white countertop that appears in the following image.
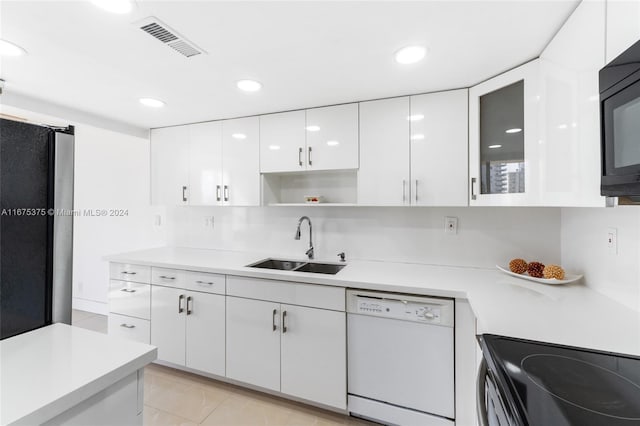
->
[0,324,157,425]
[107,247,640,357]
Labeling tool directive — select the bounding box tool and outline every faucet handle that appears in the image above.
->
[337,252,346,262]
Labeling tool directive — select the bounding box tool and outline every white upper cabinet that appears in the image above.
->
[259,103,359,173]
[305,103,359,171]
[358,97,411,205]
[151,126,189,206]
[188,122,222,206]
[606,0,640,62]
[151,118,260,207]
[222,117,260,206]
[410,89,468,206]
[538,0,605,207]
[469,60,541,206]
[260,111,306,173]
[358,91,468,206]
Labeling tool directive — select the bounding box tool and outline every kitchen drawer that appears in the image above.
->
[151,267,185,287]
[227,276,345,311]
[108,313,150,344]
[109,263,151,284]
[109,280,151,319]
[182,271,225,295]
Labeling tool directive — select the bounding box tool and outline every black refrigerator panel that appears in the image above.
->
[0,118,73,340]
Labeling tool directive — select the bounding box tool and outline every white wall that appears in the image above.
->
[165,206,562,269]
[0,105,166,314]
[72,125,166,313]
[561,207,640,311]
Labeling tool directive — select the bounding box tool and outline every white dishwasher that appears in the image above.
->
[347,289,455,426]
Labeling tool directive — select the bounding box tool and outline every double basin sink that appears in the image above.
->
[247,258,346,275]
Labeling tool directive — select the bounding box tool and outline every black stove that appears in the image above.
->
[478,334,640,426]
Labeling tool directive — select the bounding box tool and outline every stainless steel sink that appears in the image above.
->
[294,262,345,275]
[247,258,346,275]
[248,259,306,271]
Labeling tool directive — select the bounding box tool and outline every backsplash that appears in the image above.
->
[165,206,561,269]
[561,207,640,311]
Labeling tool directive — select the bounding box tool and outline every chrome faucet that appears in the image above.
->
[294,216,314,259]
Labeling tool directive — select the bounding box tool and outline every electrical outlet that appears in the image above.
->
[607,227,617,254]
[445,216,458,235]
[154,214,162,227]
[204,216,215,228]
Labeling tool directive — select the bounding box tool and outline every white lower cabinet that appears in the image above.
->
[226,277,347,410]
[151,285,225,376]
[280,304,346,409]
[226,297,281,391]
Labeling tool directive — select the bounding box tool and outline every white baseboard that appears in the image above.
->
[72,298,108,315]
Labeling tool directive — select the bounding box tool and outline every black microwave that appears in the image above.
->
[600,38,640,197]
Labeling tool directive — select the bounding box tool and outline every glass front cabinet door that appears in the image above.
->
[469,59,541,206]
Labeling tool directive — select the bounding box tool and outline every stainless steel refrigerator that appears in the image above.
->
[0,118,74,340]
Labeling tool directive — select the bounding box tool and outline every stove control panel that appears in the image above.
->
[348,290,454,327]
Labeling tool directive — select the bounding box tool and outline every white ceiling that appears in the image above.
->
[0,1,579,130]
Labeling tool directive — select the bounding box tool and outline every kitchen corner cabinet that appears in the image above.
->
[150,271,226,376]
[226,276,346,409]
[151,117,259,207]
[108,263,151,344]
[469,59,540,206]
[259,103,359,173]
[358,90,468,206]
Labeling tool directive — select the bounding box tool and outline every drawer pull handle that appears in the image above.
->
[282,310,288,333]
[120,288,137,293]
[120,324,135,329]
[159,275,175,280]
[121,271,137,275]
[178,294,185,313]
[186,296,193,315]
[195,280,214,285]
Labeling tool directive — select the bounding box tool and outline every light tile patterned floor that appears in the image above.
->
[72,310,374,426]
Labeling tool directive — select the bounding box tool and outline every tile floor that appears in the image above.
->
[71,310,374,426]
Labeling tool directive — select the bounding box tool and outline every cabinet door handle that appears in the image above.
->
[195,280,214,285]
[471,177,477,201]
[120,323,135,329]
[182,186,188,202]
[282,310,288,333]
[272,309,277,331]
[158,275,175,280]
[186,296,193,315]
[216,185,221,202]
[308,147,312,166]
[298,147,303,166]
[402,180,406,203]
[120,271,137,275]
[224,185,229,202]
[178,294,185,313]
[120,288,136,293]
[415,180,419,203]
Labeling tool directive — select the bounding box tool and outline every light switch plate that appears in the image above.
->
[607,227,617,254]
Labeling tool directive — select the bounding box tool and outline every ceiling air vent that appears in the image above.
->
[136,17,205,58]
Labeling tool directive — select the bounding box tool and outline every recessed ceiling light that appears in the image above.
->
[306,125,320,132]
[557,124,568,129]
[237,80,262,92]
[232,133,247,140]
[505,128,522,134]
[269,145,280,150]
[92,0,134,14]
[410,134,425,140]
[407,114,424,121]
[139,98,165,108]
[395,45,427,65]
[326,140,340,146]
[0,39,27,56]
[488,144,502,149]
